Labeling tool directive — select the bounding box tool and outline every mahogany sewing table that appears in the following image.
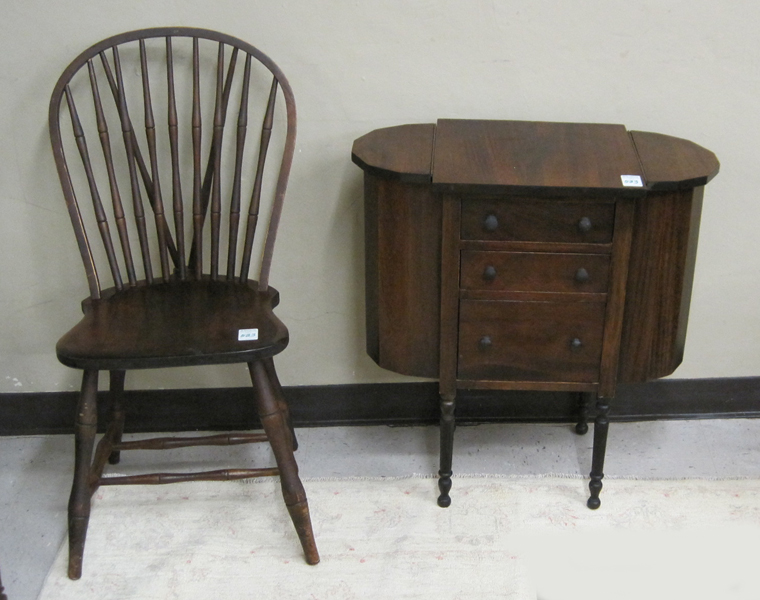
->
[352,119,719,508]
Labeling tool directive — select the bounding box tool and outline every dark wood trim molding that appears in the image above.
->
[1,377,758,436]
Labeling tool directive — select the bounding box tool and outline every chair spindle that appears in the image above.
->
[227,54,252,281]
[99,50,181,273]
[113,46,154,284]
[188,44,239,278]
[87,61,138,288]
[64,85,123,291]
[210,43,226,280]
[139,40,172,282]
[165,37,187,280]
[191,37,203,279]
[240,78,278,283]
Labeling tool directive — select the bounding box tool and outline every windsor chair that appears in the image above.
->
[49,27,319,579]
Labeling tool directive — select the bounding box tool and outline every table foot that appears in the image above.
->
[437,472,452,507]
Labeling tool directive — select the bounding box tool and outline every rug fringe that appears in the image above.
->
[236,473,759,485]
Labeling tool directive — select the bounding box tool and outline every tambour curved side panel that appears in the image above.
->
[618,130,718,383]
[617,186,705,383]
[364,173,442,378]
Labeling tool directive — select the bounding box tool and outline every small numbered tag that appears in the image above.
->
[621,175,643,187]
[238,328,259,341]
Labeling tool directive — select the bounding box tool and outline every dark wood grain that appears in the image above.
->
[433,120,645,196]
[166,37,187,280]
[586,198,635,509]
[114,45,155,285]
[437,194,461,508]
[351,123,435,183]
[354,118,718,511]
[114,432,269,450]
[598,198,635,397]
[227,54,252,281]
[364,174,442,377]
[241,78,279,284]
[139,39,172,282]
[249,360,319,565]
[618,187,704,382]
[587,392,608,509]
[460,251,610,294]
[67,370,98,579]
[458,300,606,382]
[56,280,288,370]
[460,198,615,243]
[49,28,316,578]
[98,468,280,486]
[630,130,719,190]
[64,83,123,291]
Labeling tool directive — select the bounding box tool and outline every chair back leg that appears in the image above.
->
[263,358,298,451]
[107,370,127,464]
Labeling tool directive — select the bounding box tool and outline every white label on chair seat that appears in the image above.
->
[238,329,259,341]
[621,175,643,187]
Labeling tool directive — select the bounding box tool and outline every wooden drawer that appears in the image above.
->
[461,198,615,243]
[458,299,605,382]
[460,251,610,293]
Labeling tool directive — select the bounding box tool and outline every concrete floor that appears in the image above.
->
[2,418,760,599]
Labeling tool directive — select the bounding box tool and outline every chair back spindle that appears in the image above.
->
[49,28,297,299]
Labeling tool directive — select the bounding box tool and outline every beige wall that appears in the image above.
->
[0,1,757,393]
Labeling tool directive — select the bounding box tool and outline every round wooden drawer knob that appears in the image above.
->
[483,265,497,281]
[484,214,499,231]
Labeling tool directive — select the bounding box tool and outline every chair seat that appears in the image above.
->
[56,280,288,370]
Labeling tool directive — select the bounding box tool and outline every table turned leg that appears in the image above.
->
[575,391,594,435]
[587,394,610,509]
[437,392,456,508]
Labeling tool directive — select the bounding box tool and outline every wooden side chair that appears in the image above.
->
[48,27,319,579]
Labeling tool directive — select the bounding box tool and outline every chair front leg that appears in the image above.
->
[68,369,99,580]
[248,361,319,565]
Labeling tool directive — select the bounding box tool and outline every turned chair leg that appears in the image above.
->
[248,361,319,565]
[263,358,298,451]
[68,370,99,580]
[587,394,610,510]
[437,393,456,508]
[108,370,126,465]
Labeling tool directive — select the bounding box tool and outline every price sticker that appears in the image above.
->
[621,175,644,187]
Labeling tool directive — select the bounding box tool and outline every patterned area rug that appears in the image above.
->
[40,476,760,599]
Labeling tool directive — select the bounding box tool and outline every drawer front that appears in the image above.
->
[460,251,610,293]
[461,198,615,243]
[458,300,605,382]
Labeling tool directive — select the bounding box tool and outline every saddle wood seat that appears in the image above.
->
[57,280,287,370]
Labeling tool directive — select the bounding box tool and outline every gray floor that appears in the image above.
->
[2,418,760,599]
